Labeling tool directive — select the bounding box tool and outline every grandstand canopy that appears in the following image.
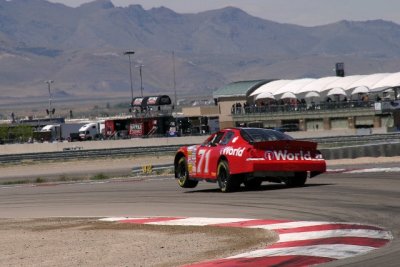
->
[250,72,400,100]
[250,80,291,96]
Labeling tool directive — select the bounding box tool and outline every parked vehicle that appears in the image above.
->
[78,122,104,140]
[39,123,85,142]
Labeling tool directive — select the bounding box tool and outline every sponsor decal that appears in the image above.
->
[221,146,245,157]
[187,146,198,174]
[265,150,313,161]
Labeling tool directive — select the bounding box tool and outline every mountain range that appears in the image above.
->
[1,0,400,106]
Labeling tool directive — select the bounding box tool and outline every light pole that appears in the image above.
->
[172,51,177,108]
[136,64,144,97]
[45,80,54,118]
[124,51,135,101]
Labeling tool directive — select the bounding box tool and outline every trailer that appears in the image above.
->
[38,123,85,142]
[104,116,174,139]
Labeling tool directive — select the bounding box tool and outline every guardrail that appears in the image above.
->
[0,145,185,164]
[300,133,400,147]
[1,133,400,165]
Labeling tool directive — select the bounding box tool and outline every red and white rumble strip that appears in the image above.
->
[99,217,393,267]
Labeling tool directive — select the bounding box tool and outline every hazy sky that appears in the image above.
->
[48,0,400,26]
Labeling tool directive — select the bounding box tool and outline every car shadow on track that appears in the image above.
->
[184,183,332,193]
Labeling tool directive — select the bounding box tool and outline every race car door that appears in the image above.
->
[195,130,234,180]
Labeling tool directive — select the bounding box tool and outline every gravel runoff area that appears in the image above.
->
[0,218,276,267]
[1,156,400,266]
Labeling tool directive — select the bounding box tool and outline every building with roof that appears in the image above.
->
[212,72,400,132]
[212,79,272,128]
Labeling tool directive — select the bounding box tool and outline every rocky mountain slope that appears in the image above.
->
[1,0,400,104]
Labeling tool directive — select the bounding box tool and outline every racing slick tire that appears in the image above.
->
[176,157,198,188]
[217,160,240,192]
[284,172,307,187]
[244,178,262,190]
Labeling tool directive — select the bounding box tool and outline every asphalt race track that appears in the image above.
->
[0,166,399,266]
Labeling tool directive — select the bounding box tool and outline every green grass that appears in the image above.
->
[35,177,46,183]
[1,180,29,185]
[90,173,109,180]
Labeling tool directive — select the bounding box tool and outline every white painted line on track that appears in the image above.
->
[346,167,400,173]
[327,167,400,174]
[248,221,335,230]
[278,229,393,242]
[147,217,254,226]
[228,244,376,259]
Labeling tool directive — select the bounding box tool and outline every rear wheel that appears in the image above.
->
[176,157,198,188]
[284,172,307,187]
[217,160,240,192]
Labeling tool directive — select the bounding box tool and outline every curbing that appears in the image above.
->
[100,216,392,267]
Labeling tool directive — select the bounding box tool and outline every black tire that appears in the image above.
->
[244,178,262,190]
[217,160,240,192]
[284,172,307,187]
[176,157,198,188]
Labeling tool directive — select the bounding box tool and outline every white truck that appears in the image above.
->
[40,123,84,142]
[78,122,104,140]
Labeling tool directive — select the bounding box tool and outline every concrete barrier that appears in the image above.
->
[320,142,400,160]
[0,136,207,155]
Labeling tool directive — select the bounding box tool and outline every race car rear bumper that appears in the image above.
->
[246,157,326,173]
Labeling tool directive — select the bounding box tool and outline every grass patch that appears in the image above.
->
[35,177,46,183]
[1,180,30,185]
[59,175,68,182]
[154,168,174,175]
[90,173,109,180]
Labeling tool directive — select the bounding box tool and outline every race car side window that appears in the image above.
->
[209,131,225,146]
[203,131,225,146]
[202,134,216,146]
[219,131,234,145]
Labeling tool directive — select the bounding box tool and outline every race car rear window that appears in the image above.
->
[240,128,293,143]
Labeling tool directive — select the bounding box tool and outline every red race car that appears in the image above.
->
[174,127,326,192]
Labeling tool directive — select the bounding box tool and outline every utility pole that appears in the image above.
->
[124,51,135,101]
[136,64,144,97]
[45,80,54,118]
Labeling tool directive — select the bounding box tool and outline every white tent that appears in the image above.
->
[351,86,370,95]
[273,78,315,96]
[255,92,275,100]
[250,80,291,96]
[327,87,347,96]
[295,76,341,94]
[372,72,400,89]
[348,73,391,90]
[305,91,320,98]
[247,72,400,102]
[321,75,366,93]
[280,91,297,99]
